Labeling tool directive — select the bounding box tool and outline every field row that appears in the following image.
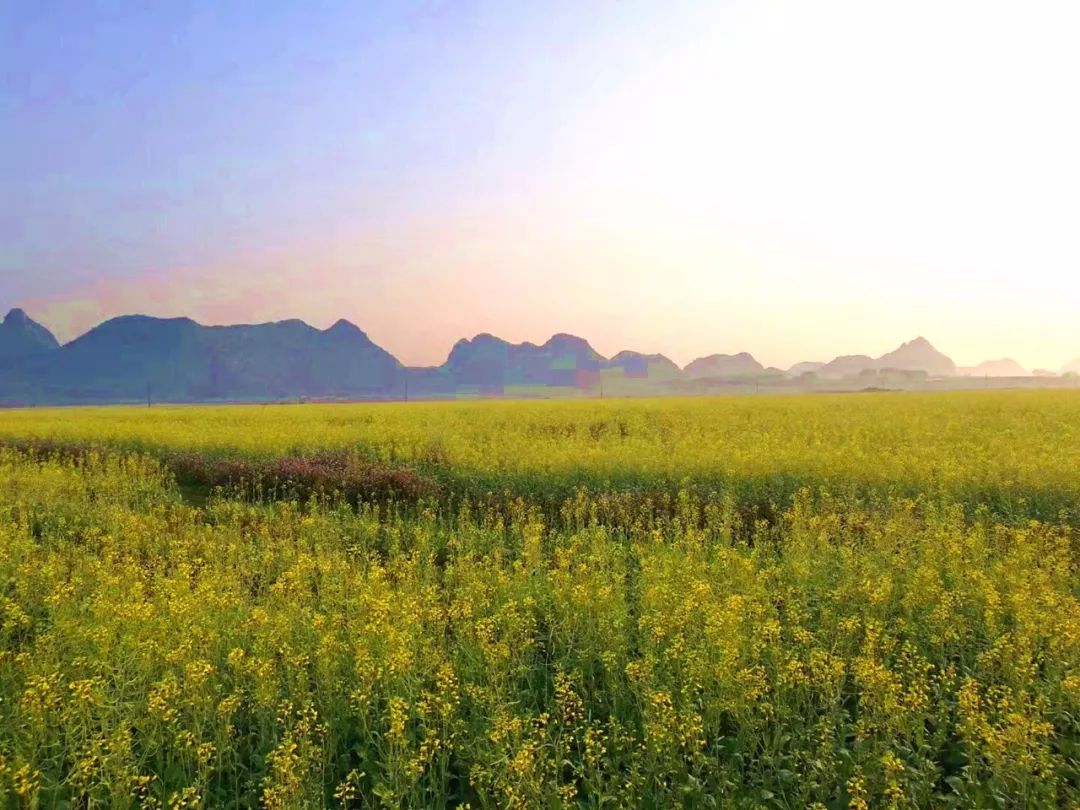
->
[2,391,1080,523]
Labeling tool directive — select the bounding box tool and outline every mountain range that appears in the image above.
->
[0,309,1070,405]
[0,312,402,404]
[811,337,956,378]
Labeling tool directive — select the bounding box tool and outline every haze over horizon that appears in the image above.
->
[4,1,1080,370]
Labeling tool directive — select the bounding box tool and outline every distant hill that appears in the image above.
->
[788,361,824,376]
[958,359,1028,377]
[0,309,59,361]
[0,315,403,405]
[819,354,877,378]
[606,351,682,380]
[877,337,956,375]
[818,338,956,378]
[441,333,604,391]
[683,352,763,379]
[1062,358,1080,375]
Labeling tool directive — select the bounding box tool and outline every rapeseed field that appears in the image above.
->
[0,391,1078,807]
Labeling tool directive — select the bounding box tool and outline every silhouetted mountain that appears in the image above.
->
[819,354,877,378]
[0,315,403,405]
[958,359,1028,377]
[0,309,59,361]
[877,336,956,376]
[606,351,682,380]
[818,338,956,378]
[683,352,763,379]
[442,332,603,390]
[787,361,824,376]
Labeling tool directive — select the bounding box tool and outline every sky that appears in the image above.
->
[2,0,1080,370]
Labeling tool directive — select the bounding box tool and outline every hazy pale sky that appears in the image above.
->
[3,0,1079,369]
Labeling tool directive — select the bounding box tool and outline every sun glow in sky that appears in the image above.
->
[3,0,1080,369]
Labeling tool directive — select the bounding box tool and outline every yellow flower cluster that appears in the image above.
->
[0,391,1076,806]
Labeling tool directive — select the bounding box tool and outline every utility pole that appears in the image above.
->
[146,382,152,408]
